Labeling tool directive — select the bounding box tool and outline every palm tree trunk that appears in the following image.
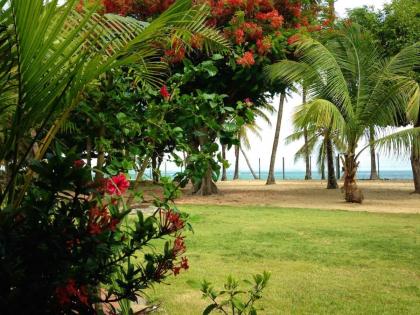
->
[326,136,337,189]
[240,147,257,179]
[233,145,239,180]
[221,144,227,181]
[304,126,312,180]
[302,88,312,180]
[411,119,420,193]
[342,153,364,203]
[266,93,286,185]
[369,127,379,180]
[320,159,326,180]
[86,135,92,167]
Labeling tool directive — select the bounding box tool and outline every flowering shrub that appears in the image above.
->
[0,149,189,314]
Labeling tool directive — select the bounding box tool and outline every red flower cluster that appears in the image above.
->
[163,39,186,64]
[56,279,89,306]
[160,209,185,233]
[106,173,130,196]
[102,0,134,16]
[160,85,171,101]
[236,51,255,67]
[256,10,284,29]
[172,256,189,275]
[256,37,272,55]
[88,205,120,235]
[73,159,85,168]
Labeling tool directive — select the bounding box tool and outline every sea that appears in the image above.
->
[134,169,414,181]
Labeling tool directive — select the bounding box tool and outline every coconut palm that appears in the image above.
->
[232,102,274,180]
[0,0,229,206]
[286,102,346,189]
[266,23,420,202]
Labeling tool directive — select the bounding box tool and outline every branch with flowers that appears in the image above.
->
[0,147,191,314]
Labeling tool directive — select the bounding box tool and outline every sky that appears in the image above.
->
[163,0,409,173]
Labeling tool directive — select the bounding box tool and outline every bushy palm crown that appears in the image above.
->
[266,23,420,158]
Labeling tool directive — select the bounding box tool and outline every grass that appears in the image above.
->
[145,205,420,314]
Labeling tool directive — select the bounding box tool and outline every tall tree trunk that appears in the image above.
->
[326,136,338,189]
[328,0,335,19]
[411,118,420,193]
[369,127,379,180]
[95,125,106,180]
[341,153,364,203]
[240,147,257,179]
[221,144,227,181]
[151,154,160,184]
[321,161,326,180]
[266,93,286,185]
[302,88,312,180]
[304,127,312,180]
[233,145,239,180]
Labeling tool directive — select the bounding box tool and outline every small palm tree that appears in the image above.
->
[233,101,274,180]
[286,103,346,189]
[267,23,420,202]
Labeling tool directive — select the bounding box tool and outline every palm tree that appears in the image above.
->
[286,102,346,189]
[0,0,229,206]
[232,101,274,180]
[267,24,420,202]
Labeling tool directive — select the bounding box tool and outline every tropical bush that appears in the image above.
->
[0,148,190,314]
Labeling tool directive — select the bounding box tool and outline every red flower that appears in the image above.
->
[181,257,189,270]
[73,159,85,168]
[106,173,130,196]
[234,28,245,44]
[287,34,300,45]
[88,222,102,235]
[173,236,186,256]
[160,209,185,233]
[236,51,255,67]
[256,37,271,55]
[160,85,171,101]
[55,279,89,306]
[172,266,181,275]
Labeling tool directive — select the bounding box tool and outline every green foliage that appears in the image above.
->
[0,148,190,314]
[199,272,271,315]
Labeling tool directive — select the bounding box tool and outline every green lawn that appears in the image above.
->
[146,205,420,314]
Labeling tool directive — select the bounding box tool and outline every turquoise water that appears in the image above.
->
[134,169,414,181]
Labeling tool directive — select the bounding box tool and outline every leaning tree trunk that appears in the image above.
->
[151,154,159,184]
[267,93,286,185]
[240,147,258,179]
[341,153,364,203]
[411,119,420,193]
[369,127,379,180]
[326,136,338,189]
[233,145,239,180]
[221,144,227,181]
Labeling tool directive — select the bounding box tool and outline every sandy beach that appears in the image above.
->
[176,180,420,214]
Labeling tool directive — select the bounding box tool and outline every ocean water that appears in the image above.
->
[134,169,414,181]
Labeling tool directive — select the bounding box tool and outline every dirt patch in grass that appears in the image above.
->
[176,180,420,214]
